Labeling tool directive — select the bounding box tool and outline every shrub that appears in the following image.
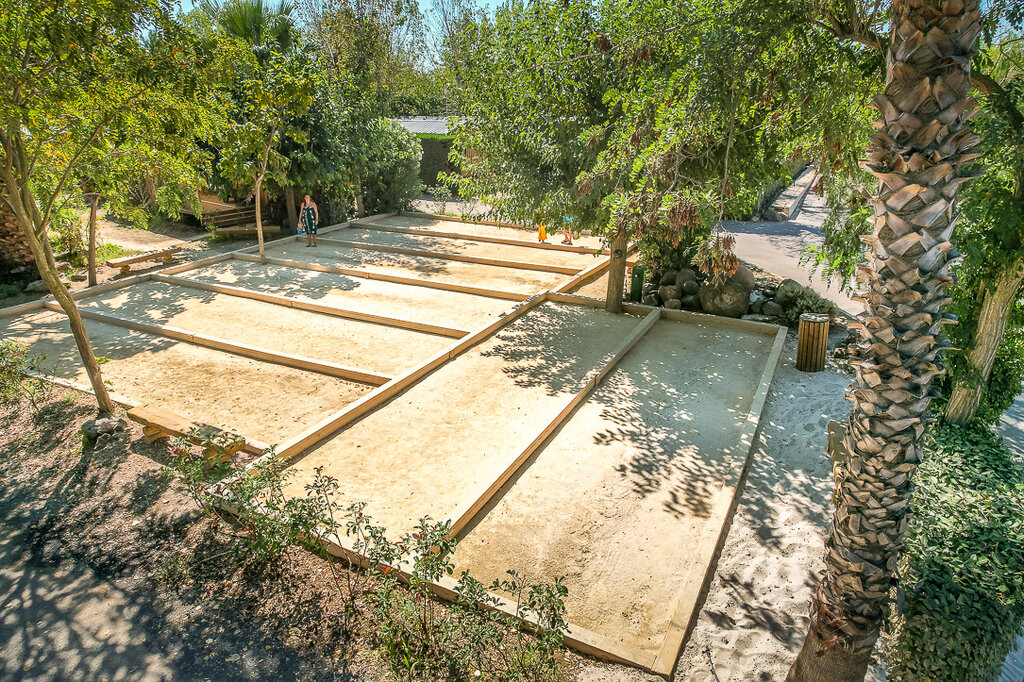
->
[0,340,52,413]
[361,118,423,215]
[886,423,1024,681]
[774,279,839,324]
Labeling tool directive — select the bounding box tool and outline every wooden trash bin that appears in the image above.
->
[796,312,829,372]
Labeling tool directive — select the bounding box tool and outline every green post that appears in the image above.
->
[629,264,644,302]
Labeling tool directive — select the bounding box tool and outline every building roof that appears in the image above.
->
[394,117,450,135]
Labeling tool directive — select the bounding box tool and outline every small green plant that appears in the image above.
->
[430,184,453,215]
[886,422,1024,681]
[0,340,53,413]
[95,242,139,262]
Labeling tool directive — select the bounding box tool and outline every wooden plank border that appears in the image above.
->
[443,308,661,538]
[314,236,583,276]
[269,292,548,461]
[231,252,530,302]
[349,221,606,256]
[49,303,393,386]
[650,324,787,676]
[153,274,469,339]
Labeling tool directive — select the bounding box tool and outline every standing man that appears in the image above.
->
[300,193,319,247]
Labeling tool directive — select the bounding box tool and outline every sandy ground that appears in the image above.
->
[370,214,608,252]
[328,225,602,270]
[723,193,861,317]
[454,320,775,658]
[0,310,369,447]
[262,240,568,294]
[74,280,454,375]
[280,302,644,537]
[180,259,515,331]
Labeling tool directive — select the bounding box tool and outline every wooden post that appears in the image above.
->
[796,312,829,372]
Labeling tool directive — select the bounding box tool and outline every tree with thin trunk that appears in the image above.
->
[787,0,983,678]
[0,0,214,414]
[218,51,313,261]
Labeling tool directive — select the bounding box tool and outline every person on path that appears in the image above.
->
[300,194,319,247]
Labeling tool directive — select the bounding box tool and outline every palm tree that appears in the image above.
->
[201,0,297,55]
[786,0,983,679]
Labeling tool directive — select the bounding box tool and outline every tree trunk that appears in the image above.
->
[788,1,982,679]
[284,184,297,230]
[604,227,628,314]
[944,265,1024,425]
[353,176,365,218]
[255,177,266,262]
[140,172,157,208]
[19,212,115,414]
[87,194,99,287]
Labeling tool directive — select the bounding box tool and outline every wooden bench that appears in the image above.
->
[127,404,245,464]
[108,246,182,275]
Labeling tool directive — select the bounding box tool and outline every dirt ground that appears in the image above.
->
[181,259,517,332]
[0,310,370,447]
[75,280,455,375]
[262,240,568,294]
[453,321,774,658]
[332,225,601,270]
[280,302,645,537]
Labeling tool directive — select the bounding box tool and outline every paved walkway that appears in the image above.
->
[722,192,862,317]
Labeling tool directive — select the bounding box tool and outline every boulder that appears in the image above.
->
[679,294,701,311]
[54,261,72,273]
[675,269,697,286]
[24,279,48,293]
[642,293,659,307]
[750,292,766,314]
[730,264,756,291]
[699,279,750,318]
[70,272,87,282]
[681,279,699,296]
[642,282,657,296]
[664,298,682,310]
[658,285,682,303]
[763,301,784,318]
[659,269,679,286]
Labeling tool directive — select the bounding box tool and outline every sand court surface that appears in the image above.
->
[1,211,784,674]
[366,213,608,251]
[280,302,645,537]
[74,280,454,375]
[452,321,774,659]
[178,260,514,331]
[261,240,566,294]
[0,310,369,445]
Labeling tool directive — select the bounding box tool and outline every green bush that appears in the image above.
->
[774,280,839,324]
[362,118,423,215]
[886,423,1024,681]
[0,340,52,413]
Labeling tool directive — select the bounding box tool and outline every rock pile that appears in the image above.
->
[639,264,838,325]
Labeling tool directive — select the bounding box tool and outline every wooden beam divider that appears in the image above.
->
[349,220,606,256]
[270,292,549,462]
[623,302,782,337]
[45,303,392,386]
[152,274,469,339]
[231,252,530,302]
[314,236,582,276]
[443,308,660,539]
[156,253,232,276]
[650,325,787,677]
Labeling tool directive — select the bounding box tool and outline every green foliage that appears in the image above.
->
[774,281,839,324]
[0,340,52,413]
[887,422,1024,681]
[360,118,424,214]
[95,243,140,263]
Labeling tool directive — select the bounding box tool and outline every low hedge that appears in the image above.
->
[887,422,1024,681]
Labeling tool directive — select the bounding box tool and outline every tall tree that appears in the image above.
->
[0,0,212,414]
[787,0,983,678]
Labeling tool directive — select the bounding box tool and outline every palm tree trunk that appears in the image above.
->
[788,1,982,679]
[944,265,1024,425]
[604,227,628,314]
[87,194,99,287]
